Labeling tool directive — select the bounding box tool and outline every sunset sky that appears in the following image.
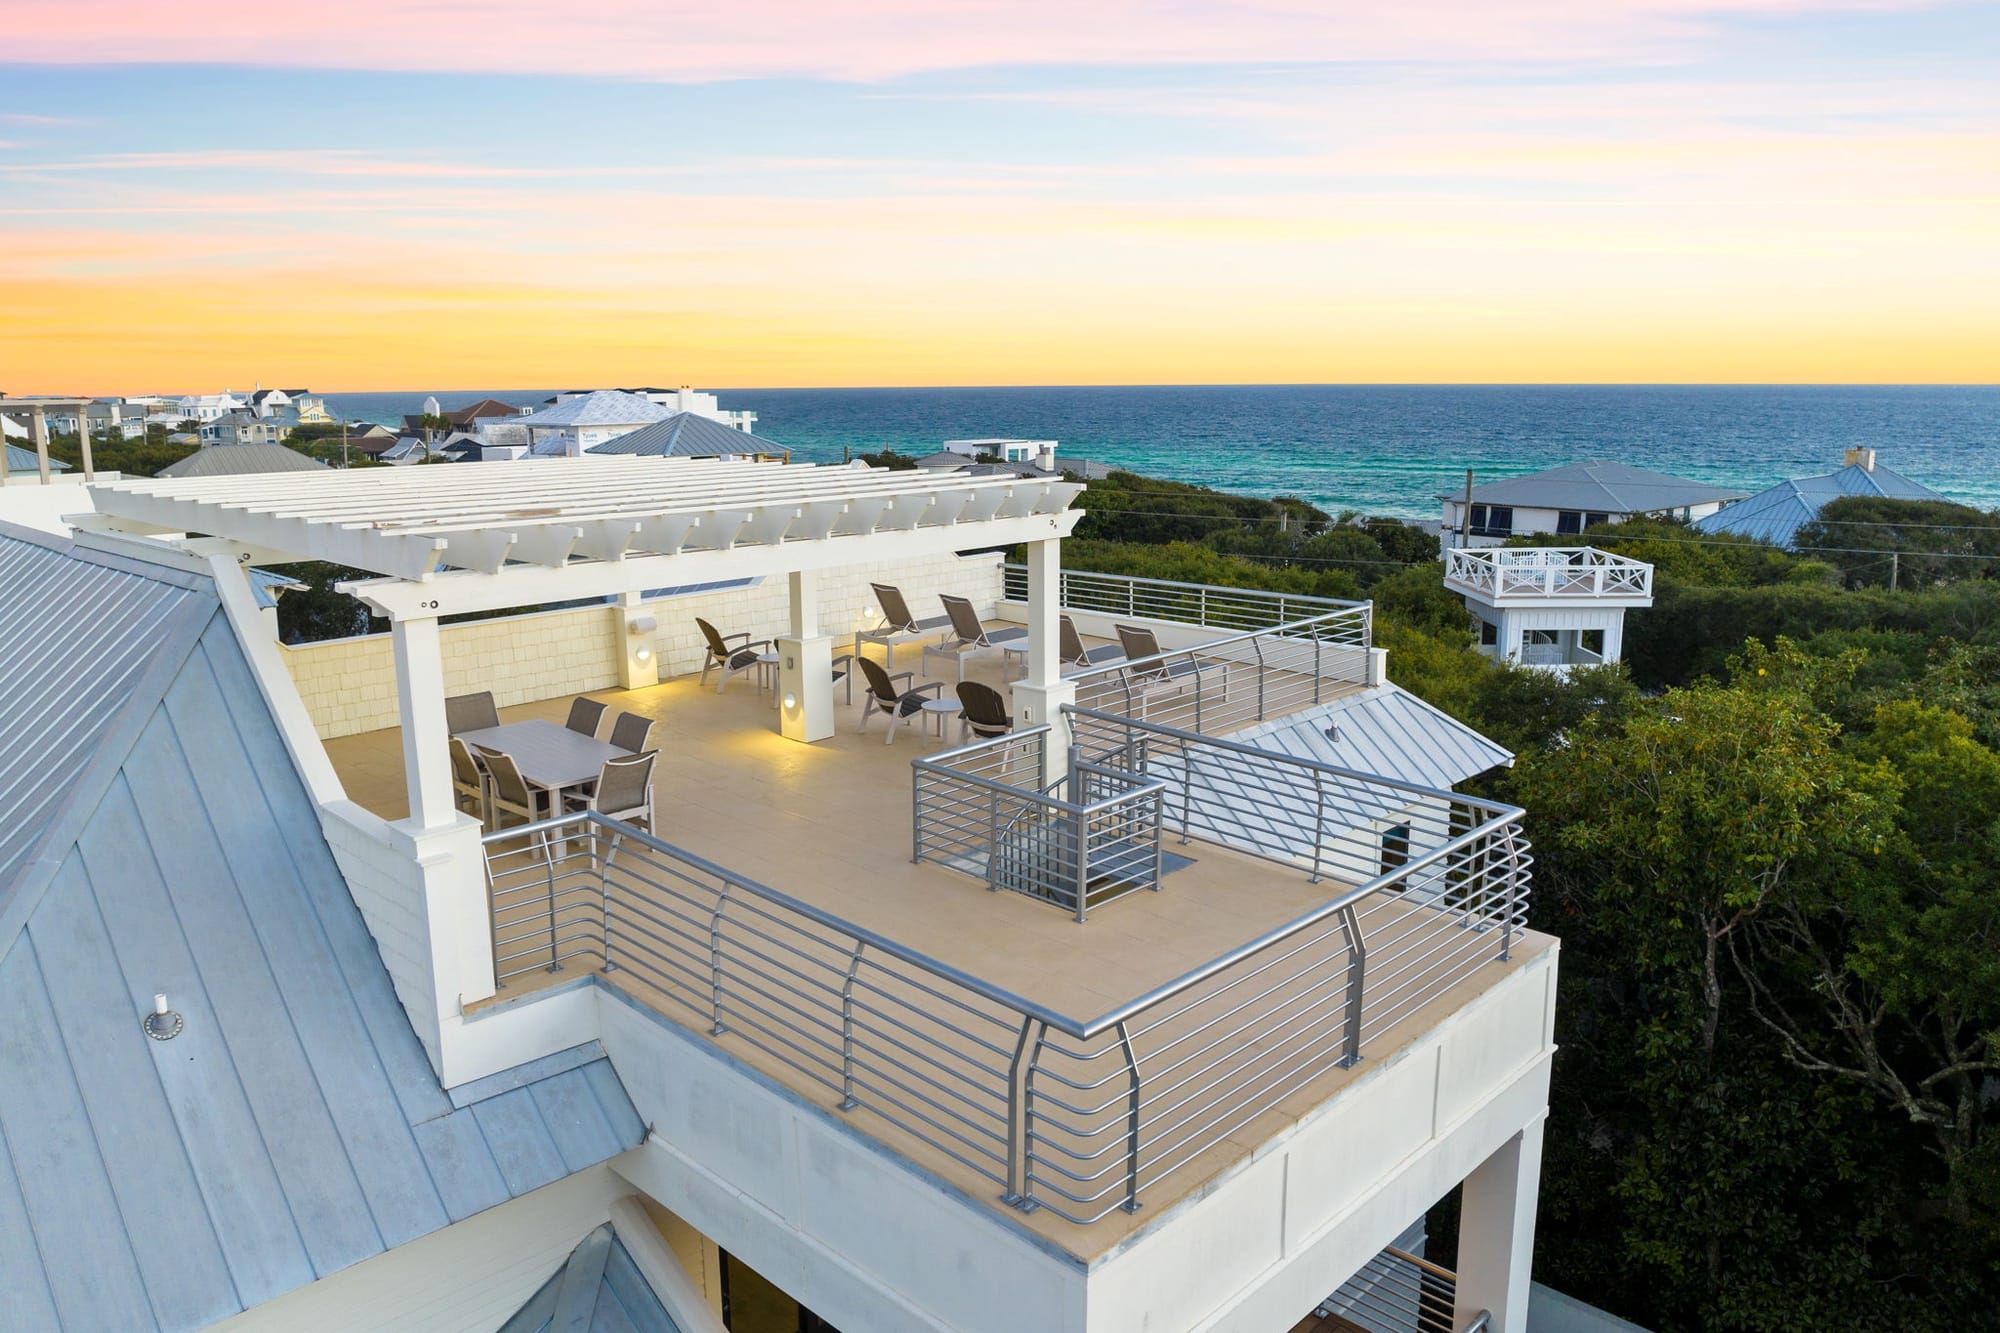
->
[2,0,1996,390]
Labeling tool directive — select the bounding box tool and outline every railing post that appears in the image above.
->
[1179,745,1195,845]
[1149,791,1165,892]
[1499,822,1522,962]
[1310,770,1326,883]
[1313,632,1323,705]
[1003,1017,1040,1206]
[708,884,730,1035]
[1337,903,1367,1067]
[543,834,562,973]
[1072,805,1091,923]
[1117,1020,1142,1213]
[986,784,1002,891]
[1253,634,1267,721]
[602,824,619,973]
[839,941,866,1109]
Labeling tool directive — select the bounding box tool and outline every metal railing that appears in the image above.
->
[1003,562,1373,638]
[1314,1246,1487,1333]
[1061,611,1374,737]
[1444,546,1653,601]
[911,727,1169,920]
[481,793,1530,1226]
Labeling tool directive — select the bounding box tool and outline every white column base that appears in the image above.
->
[1454,1115,1545,1333]
[777,634,835,743]
[1010,678,1077,786]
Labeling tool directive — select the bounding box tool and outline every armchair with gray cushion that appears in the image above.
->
[856,656,944,745]
[696,617,771,694]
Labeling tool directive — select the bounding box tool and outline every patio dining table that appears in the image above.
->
[459,718,631,818]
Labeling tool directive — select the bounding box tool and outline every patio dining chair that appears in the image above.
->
[609,710,654,754]
[856,656,944,745]
[565,696,608,738]
[479,749,548,839]
[696,617,772,694]
[696,616,772,688]
[449,736,490,823]
[564,750,656,835]
[955,681,1013,742]
[856,583,952,667]
[445,690,499,735]
[923,594,1029,682]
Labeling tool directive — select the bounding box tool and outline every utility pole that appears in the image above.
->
[1889,551,1899,592]
[342,419,350,469]
[1460,469,1475,546]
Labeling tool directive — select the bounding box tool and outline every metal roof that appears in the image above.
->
[155,442,327,479]
[1441,461,1745,513]
[1691,461,1950,547]
[499,1225,683,1333]
[512,390,671,430]
[87,458,1085,612]
[1231,683,1514,790]
[4,442,71,471]
[0,528,644,1331]
[587,411,771,459]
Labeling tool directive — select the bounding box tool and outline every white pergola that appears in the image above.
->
[88,456,1084,829]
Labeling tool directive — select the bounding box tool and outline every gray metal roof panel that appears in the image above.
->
[0,531,644,1330]
[4,443,72,471]
[586,411,768,458]
[514,390,671,429]
[1443,460,1745,513]
[1693,462,1951,546]
[500,1224,684,1333]
[155,442,327,478]
[1234,683,1514,791]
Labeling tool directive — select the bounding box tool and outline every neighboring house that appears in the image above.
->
[512,390,672,458]
[1692,448,1950,547]
[3,442,72,473]
[200,406,305,446]
[587,412,786,462]
[156,441,328,478]
[943,438,1058,470]
[176,391,246,423]
[1444,545,1656,675]
[400,396,530,439]
[1439,461,1746,546]
[380,435,455,464]
[547,386,754,433]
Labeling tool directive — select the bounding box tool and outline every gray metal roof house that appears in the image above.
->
[156,441,328,479]
[1439,460,1746,543]
[587,412,772,460]
[1692,450,1950,547]
[0,523,647,1331]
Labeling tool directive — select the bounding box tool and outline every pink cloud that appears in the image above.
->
[0,1,1937,79]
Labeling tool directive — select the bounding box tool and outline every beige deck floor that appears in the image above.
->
[323,645,1551,1259]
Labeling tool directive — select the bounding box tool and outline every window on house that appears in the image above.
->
[1381,823,1412,876]
[1468,504,1514,537]
[1581,629,1605,655]
[1479,621,1498,646]
[1556,510,1581,534]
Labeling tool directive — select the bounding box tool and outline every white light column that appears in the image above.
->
[391,613,457,830]
[777,569,835,743]
[1010,537,1076,785]
[616,591,660,690]
[75,401,95,481]
[1454,1117,1545,1333]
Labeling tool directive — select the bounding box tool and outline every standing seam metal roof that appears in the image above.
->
[499,1224,684,1333]
[4,443,73,471]
[512,390,672,430]
[155,442,327,479]
[586,411,771,458]
[1690,462,1951,547]
[0,526,643,1332]
[1439,461,1745,513]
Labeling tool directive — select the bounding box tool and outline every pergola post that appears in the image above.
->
[76,400,95,481]
[614,590,659,690]
[1010,537,1076,786]
[30,407,51,485]
[777,569,835,743]
[391,613,457,829]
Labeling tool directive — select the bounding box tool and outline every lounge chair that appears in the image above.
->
[1060,615,1125,670]
[565,750,656,834]
[445,690,499,735]
[923,594,1029,682]
[955,681,1013,742]
[855,583,951,668]
[449,736,489,822]
[856,656,944,745]
[565,696,608,738]
[609,711,654,753]
[696,617,771,694]
[1114,624,1216,718]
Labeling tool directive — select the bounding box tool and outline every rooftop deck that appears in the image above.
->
[325,642,1550,1259]
[1444,546,1653,604]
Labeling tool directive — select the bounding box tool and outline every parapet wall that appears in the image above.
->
[283,551,1005,738]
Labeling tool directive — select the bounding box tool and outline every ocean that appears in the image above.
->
[324,385,2000,522]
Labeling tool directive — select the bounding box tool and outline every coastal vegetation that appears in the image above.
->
[1057,470,2000,1331]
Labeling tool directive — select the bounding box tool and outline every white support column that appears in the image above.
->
[1601,613,1625,666]
[75,401,95,481]
[1010,537,1076,784]
[391,614,456,830]
[615,591,660,690]
[777,568,835,743]
[30,407,51,485]
[1499,612,1525,666]
[1454,1117,1545,1333]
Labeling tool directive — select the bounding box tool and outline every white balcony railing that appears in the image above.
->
[1444,546,1653,601]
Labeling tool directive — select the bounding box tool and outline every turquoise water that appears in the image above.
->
[325,385,2000,522]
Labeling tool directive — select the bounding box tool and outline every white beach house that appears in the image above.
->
[1440,461,1745,547]
[2,455,1557,1333]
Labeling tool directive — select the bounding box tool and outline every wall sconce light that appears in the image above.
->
[634,646,653,663]
[783,692,798,712]
[627,615,659,636]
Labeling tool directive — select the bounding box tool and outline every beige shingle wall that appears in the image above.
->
[283,552,1004,738]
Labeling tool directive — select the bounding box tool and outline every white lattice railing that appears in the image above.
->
[1444,546,1652,601]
